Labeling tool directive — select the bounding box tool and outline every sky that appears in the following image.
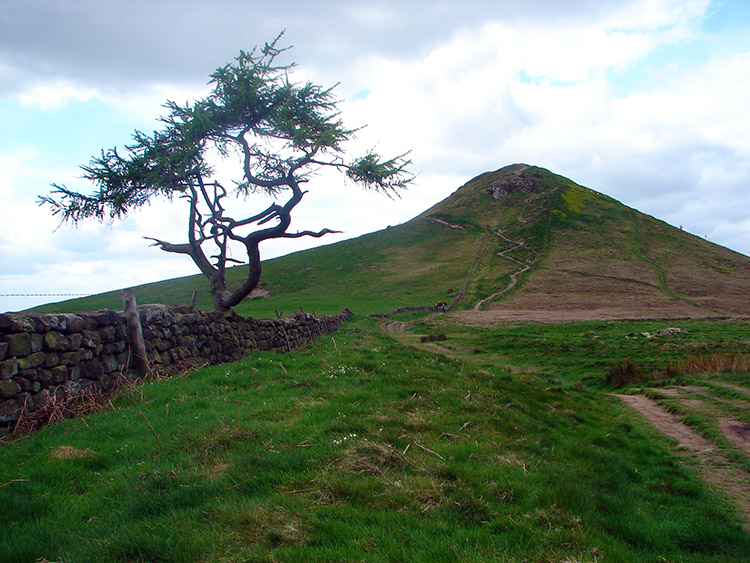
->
[1,0,749,312]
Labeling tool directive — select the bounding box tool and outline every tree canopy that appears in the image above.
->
[40,35,413,311]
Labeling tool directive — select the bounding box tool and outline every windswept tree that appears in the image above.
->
[40,35,412,311]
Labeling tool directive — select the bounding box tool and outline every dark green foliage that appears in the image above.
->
[41,36,409,223]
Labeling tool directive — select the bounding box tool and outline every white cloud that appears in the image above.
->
[335,0,714,181]
[18,80,97,110]
[97,82,211,125]
[603,0,710,32]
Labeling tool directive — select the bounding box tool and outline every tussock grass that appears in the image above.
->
[606,352,750,388]
[419,331,447,343]
[606,358,646,386]
[681,352,750,375]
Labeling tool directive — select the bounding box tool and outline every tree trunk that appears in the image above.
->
[214,240,263,311]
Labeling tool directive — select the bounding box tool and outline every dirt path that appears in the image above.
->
[474,230,539,311]
[615,392,750,528]
[474,232,530,311]
[720,418,750,457]
[473,193,551,312]
[614,394,716,454]
[425,217,466,230]
[379,321,406,334]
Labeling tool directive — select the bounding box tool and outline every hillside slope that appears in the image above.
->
[376,162,750,321]
[32,164,750,320]
[455,165,750,322]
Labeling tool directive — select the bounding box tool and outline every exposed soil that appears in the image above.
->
[615,390,750,529]
[49,445,94,460]
[614,394,716,455]
[248,287,270,299]
[379,321,406,334]
[425,217,466,230]
[721,419,750,457]
[449,307,739,326]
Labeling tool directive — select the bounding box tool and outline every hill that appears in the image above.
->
[429,164,750,323]
[31,164,750,321]
[8,165,750,561]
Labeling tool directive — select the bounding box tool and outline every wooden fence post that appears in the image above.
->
[121,288,149,378]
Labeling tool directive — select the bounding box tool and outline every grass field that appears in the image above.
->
[2,315,750,562]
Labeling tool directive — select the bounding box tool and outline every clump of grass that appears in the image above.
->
[420,332,447,343]
[606,359,647,387]
[607,352,750,388]
[331,441,408,481]
[606,358,693,387]
[680,352,750,375]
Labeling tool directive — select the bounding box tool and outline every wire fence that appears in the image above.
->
[0,293,93,298]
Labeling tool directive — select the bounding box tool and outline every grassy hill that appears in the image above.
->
[7,164,750,560]
[31,163,750,321]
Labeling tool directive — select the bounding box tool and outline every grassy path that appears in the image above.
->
[615,395,750,530]
[379,320,406,333]
[616,382,750,529]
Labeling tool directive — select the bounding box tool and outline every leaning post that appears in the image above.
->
[121,288,149,378]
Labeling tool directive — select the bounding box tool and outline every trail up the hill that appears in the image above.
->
[474,229,539,311]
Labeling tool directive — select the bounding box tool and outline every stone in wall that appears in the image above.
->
[0,305,350,430]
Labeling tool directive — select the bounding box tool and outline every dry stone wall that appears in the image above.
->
[0,304,350,428]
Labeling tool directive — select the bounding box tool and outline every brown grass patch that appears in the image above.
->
[681,353,750,375]
[12,382,108,437]
[235,507,308,548]
[606,352,750,388]
[337,442,407,475]
[197,461,231,481]
[49,445,94,460]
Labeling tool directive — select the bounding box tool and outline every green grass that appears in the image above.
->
[409,317,750,386]
[30,218,477,318]
[2,318,750,562]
